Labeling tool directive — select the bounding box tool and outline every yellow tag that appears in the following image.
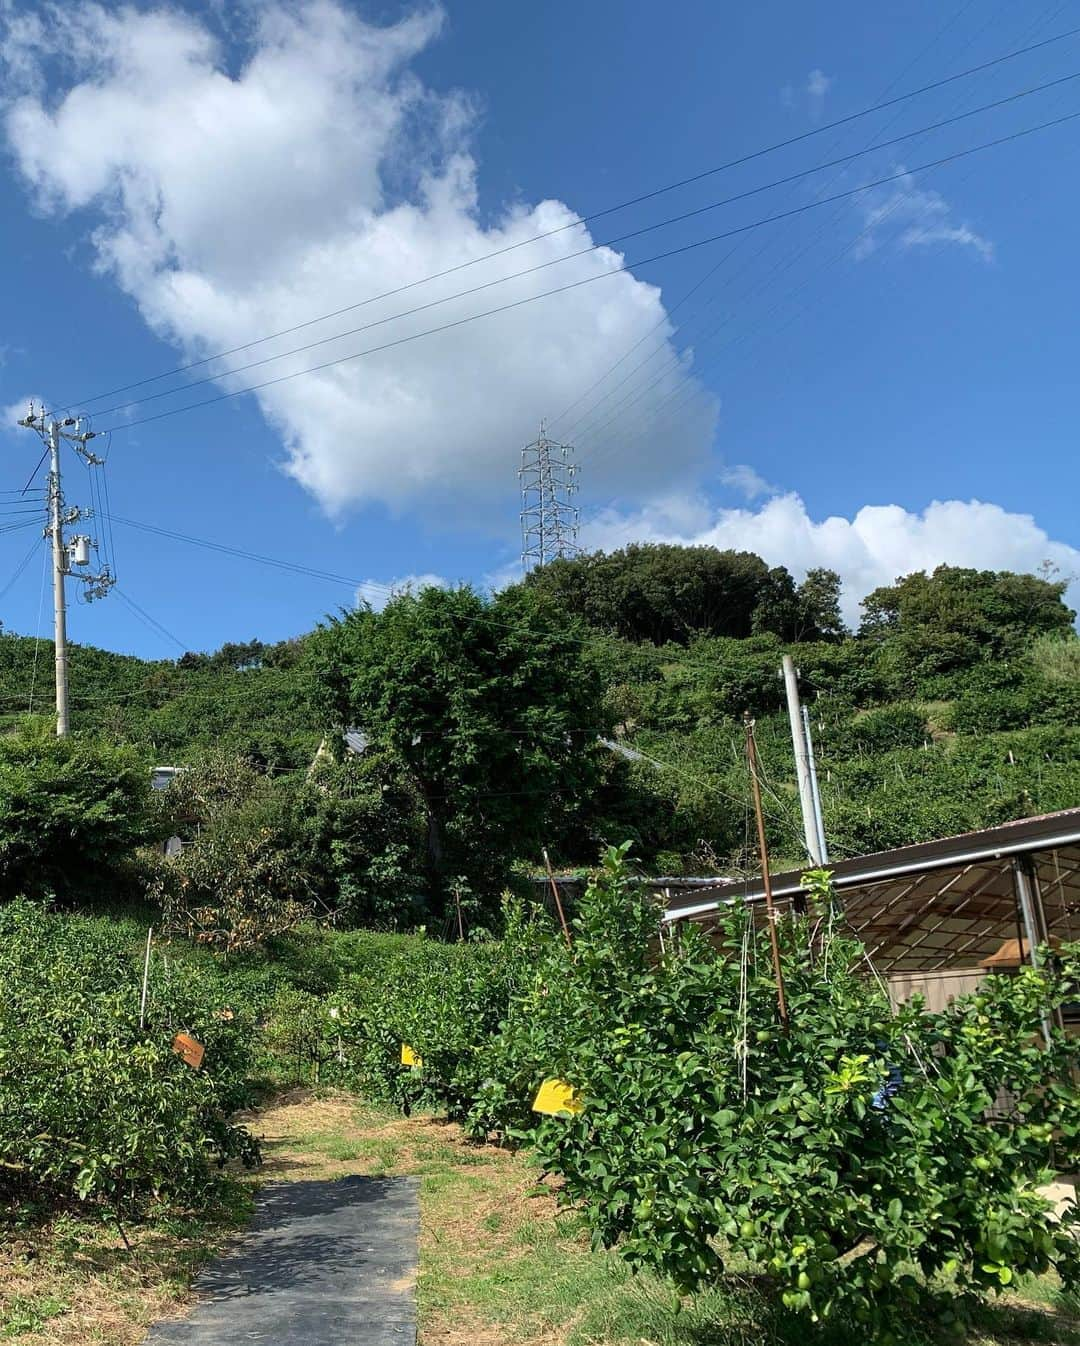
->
[401,1043,422,1068]
[532,1078,583,1116]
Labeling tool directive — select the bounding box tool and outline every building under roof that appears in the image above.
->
[662,808,1080,982]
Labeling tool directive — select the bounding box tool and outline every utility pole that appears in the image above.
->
[745,714,788,1026]
[16,403,114,736]
[781,654,825,866]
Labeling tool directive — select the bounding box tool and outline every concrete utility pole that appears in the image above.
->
[46,418,70,736]
[16,403,114,736]
[781,654,825,866]
[802,703,829,865]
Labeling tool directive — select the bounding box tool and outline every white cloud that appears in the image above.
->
[580,493,1080,625]
[1,394,44,434]
[1,1,714,518]
[855,168,992,262]
[806,68,832,119]
[720,463,773,500]
[356,572,449,610]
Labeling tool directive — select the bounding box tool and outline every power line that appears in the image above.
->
[565,1,1070,458]
[0,536,42,605]
[82,72,1080,427]
[56,22,1080,416]
[95,108,1080,437]
[112,587,188,652]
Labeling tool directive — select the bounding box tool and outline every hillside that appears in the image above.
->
[2,548,1078,882]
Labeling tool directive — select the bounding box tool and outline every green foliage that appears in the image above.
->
[532,859,1080,1334]
[151,755,316,951]
[520,545,845,645]
[816,705,928,758]
[151,751,427,948]
[1030,631,1080,685]
[323,847,1080,1336]
[309,585,613,903]
[861,565,1075,697]
[0,727,158,903]
[0,901,260,1218]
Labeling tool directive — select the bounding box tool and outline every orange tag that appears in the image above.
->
[172,1032,205,1070]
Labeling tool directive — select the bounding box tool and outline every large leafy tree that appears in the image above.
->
[522,545,846,645]
[309,585,613,900]
[856,565,1066,654]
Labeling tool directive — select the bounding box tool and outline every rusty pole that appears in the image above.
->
[542,847,572,947]
[744,715,789,1027]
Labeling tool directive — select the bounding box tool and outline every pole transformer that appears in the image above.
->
[16,403,115,736]
[519,422,580,572]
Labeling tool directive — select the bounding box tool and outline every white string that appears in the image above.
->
[736,913,751,1102]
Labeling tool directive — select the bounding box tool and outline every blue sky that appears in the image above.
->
[1,0,1078,658]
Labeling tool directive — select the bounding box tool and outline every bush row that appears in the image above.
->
[0,901,261,1218]
[256,849,1080,1334]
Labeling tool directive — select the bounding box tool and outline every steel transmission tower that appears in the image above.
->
[519,422,580,572]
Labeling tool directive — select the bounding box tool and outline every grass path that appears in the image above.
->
[2,1089,1077,1346]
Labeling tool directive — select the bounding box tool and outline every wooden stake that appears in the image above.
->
[744,715,788,1027]
[452,884,465,942]
[542,847,572,947]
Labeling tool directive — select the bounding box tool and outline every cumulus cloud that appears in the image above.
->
[356,572,449,610]
[855,168,993,262]
[0,1,714,518]
[580,493,1080,625]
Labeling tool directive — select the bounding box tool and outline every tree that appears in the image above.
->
[309,585,613,901]
[0,726,157,903]
[521,544,806,644]
[860,566,1073,650]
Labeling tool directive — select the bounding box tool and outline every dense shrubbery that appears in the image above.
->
[0,726,158,902]
[270,848,1080,1334]
[0,902,260,1218]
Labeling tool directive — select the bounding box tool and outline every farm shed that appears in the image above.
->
[661,808,1080,1009]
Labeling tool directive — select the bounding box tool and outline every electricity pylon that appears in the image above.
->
[519,422,579,573]
[16,404,114,735]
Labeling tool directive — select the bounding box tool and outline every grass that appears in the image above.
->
[248,1091,1080,1346]
[3,1090,1077,1345]
[0,1185,252,1345]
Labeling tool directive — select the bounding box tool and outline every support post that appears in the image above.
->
[782,655,823,865]
[801,704,829,865]
[1012,855,1053,1046]
[745,715,788,1026]
[542,847,572,947]
[47,420,70,737]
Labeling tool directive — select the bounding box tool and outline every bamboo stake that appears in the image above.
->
[542,847,572,947]
[744,716,788,1027]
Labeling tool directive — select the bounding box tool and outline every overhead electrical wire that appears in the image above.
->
[112,587,187,652]
[565,0,1071,458]
[54,22,1080,416]
[550,0,994,438]
[570,10,1077,468]
[0,536,41,605]
[93,108,1080,437]
[572,12,1080,472]
[79,74,1080,425]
